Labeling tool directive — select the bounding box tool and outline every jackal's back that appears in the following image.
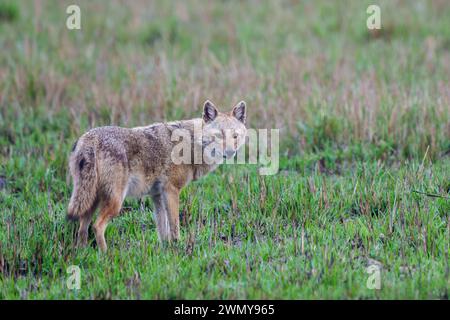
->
[67,124,175,220]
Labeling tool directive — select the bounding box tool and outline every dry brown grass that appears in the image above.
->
[0,0,449,159]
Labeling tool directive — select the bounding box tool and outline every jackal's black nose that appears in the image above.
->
[224,149,236,159]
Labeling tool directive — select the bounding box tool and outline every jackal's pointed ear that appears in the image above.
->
[232,101,246,124]
[203,100,218,123]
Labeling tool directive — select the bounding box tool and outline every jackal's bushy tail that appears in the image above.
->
[67,145,98,221]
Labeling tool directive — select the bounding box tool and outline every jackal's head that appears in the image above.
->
[200,100,247,161]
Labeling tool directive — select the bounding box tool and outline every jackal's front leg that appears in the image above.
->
[150,181,171,242]
[165,184,180,241]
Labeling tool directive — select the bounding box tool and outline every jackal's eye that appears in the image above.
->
[232,133,238,139]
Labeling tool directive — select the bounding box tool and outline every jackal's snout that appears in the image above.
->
[223,149,236,159]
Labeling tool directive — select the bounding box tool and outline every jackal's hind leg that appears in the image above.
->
[76,200,98,247]
[93,195,123,252]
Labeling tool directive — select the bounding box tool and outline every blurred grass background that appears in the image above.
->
[0,0,449,299]
[0,0,449,159]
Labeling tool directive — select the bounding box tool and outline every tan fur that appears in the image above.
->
[67,101,247,252]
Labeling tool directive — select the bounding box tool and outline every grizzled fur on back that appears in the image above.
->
[67,100,247,252]
[68,122,184,220]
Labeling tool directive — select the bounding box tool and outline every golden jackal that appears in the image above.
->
[67,100,247,252]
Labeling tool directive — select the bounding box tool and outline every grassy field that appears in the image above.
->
[0,0,449,299]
